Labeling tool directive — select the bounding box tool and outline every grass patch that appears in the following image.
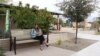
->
[56,38,62,46]
[52,38,97,51]
[95,32,100,35]
[0,47,5,56]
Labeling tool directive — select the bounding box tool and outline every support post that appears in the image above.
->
[56,15,60,31]
[5,10,10,33]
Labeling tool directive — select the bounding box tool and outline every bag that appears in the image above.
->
[31,29,36,38]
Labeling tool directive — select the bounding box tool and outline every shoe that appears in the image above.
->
[46,44,49,47]
[40,45,43,51]
[40,47,43,51]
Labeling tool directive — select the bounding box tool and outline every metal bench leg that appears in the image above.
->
[47,33,49,43]
[14,37,16,55]
[10,36,12,51]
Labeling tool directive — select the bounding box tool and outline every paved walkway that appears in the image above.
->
[5,28,76,56]
[60,27,100,56]
[5,46,75,56]
[61,27,100,41]
[5,27,100,56]
[71,42,100,56]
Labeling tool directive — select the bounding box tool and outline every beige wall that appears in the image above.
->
[72,22,92,28]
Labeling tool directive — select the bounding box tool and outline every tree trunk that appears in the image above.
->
[75,21,78,44]
[83,20,85,30]
[47,32,49,43]
[97,27,100,32]
[96,24,100,32]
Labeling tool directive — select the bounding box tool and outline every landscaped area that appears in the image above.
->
[0,0,100,56]
[52,38,97,51]
[4,28,100,56]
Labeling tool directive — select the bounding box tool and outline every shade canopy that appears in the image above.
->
[0,3,10,8]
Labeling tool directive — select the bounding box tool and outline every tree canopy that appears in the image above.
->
[0,2,55,34]
[57,0,94,22]
[98,17,100,24]
[10,2,55,34]
[0,0,10,3]
[57,0,95,43]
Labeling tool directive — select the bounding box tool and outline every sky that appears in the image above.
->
[8,0,100,22]
[9,0,62,13]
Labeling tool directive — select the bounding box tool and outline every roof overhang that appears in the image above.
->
[50,12,64,15]
[0,3,10,8]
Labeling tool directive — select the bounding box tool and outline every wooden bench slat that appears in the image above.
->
[16,40,39,44]
[10,29,47,55]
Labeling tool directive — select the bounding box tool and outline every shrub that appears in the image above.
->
[96,32,100,35]
[56,38,62,46]
[0,47,5,56]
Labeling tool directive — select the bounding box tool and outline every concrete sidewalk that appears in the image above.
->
[5,28,76,56]
[61,27,100,56]
[5,46,75,56]
[5,27,100,56]
[71,41,100,56]
[61,27,100,41]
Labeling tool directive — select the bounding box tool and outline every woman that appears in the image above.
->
[31,24,48,50]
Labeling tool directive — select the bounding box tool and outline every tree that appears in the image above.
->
[0,0,6,3]
[18,1,22,7]
[34,9,54,43]
[32,5,39,10]
[96,17,100,32]
[59,19,66,27]
[0,0,10,3]
[25,3,30,8]
[10,2,54,31]
[35,9,53,34]
[10,2,36,29]
[98,17,100,24]
[10,2,54,43]
[57,0,94,43]
[0,47,5,56]
[11,7,36,29]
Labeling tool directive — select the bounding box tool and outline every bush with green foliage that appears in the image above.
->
[10,3,55,34]
[0,47,5,56]
[96,32,100,35]
[11,7,36,29]
[0,0,9,3]
[56,38,62,46]
[0,2,55,34]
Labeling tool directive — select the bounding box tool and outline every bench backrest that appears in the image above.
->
[11,29,32,41]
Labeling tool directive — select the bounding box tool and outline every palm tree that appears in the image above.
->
[18,1,22,7]
[25,3,30,8]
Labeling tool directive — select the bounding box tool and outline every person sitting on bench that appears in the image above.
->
[31,24,48,50]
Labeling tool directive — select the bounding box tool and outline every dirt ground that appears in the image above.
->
[51,38,97,52]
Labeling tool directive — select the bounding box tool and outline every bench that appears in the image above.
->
[10,29,47,55]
